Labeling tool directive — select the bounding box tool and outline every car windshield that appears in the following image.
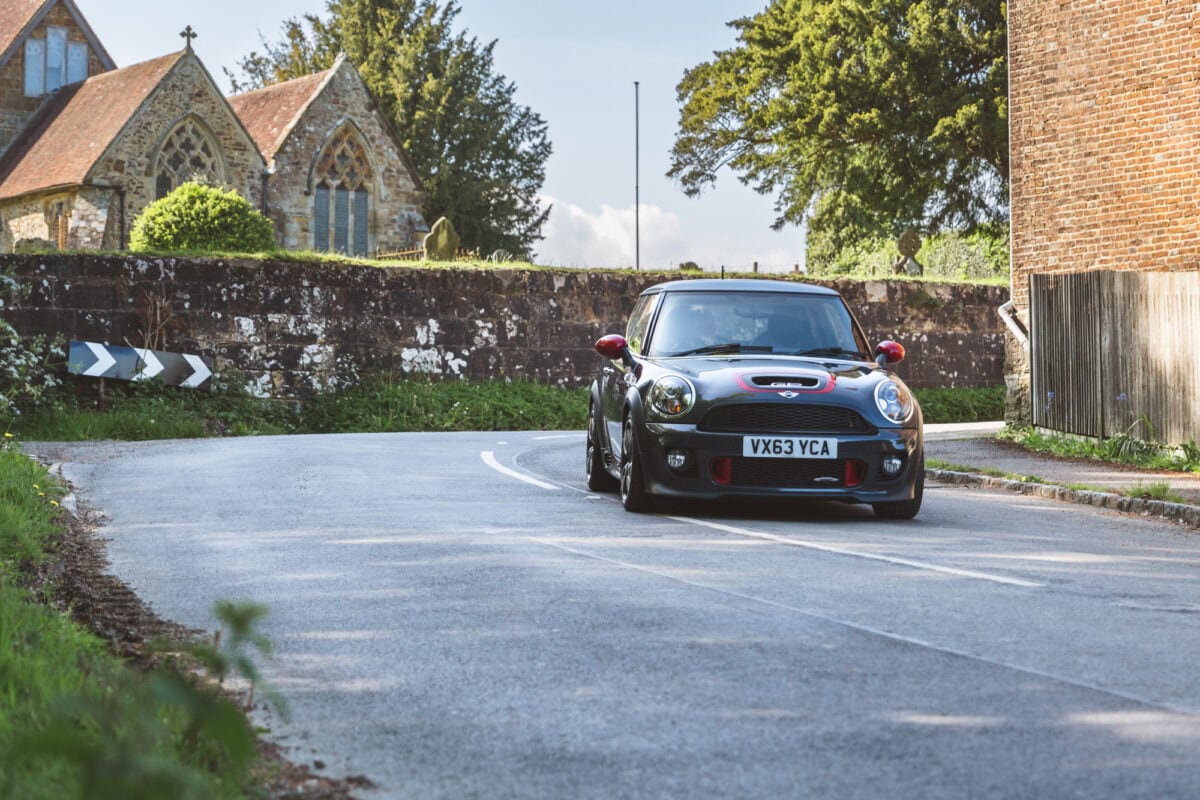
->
[645,291,868,359]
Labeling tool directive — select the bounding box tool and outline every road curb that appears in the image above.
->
[926,468,1200,530]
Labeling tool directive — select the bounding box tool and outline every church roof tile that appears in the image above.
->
[0,50,183,200]
[228,68,334,166]
[0,0,48,61]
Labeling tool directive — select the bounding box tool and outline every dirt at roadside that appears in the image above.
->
[19,503,374,800]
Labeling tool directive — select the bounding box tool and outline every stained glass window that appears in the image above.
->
[154,118,224,199]
[312,127,373,254]
[314,183,331,251]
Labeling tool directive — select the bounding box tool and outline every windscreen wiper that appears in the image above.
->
[670,343,773,357]
[796,347,866,360]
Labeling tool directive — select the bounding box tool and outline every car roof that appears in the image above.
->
[640,278,841,297]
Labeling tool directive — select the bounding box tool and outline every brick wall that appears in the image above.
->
[0,254,1009,396]
[1009,0,1200,318]
[0,2,111,156]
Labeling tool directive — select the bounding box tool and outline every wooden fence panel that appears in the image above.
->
[1033,271,1200,445]
[1030,272,1103,437]
[1101,272,1200,445]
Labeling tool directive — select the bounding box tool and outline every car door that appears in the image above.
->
[602,293,658,454]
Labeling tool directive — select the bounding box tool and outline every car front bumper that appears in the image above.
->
[638,422,923,505]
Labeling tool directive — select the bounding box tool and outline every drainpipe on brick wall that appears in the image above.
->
[117,188,127,250]
[997,300,1028,352]
[261,168,271,216]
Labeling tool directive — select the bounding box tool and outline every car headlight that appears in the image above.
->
[649,375,696,417]
[874,379,915,423]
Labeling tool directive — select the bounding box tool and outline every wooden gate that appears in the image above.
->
[1030,271,1200,445]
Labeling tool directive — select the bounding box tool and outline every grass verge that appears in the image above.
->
[11,378,996,443]
[11,376,589,441]
[1000,426,1200,474]
[0,441,293,799]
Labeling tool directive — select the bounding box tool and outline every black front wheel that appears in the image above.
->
[619,417,652,512]
[872,454,924,520]
[586,402,619,492]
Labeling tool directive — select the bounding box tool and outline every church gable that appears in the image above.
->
[0,0,115,155]
[231,56,426,256]
[87,49,266,234]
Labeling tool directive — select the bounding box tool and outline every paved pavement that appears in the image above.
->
[925,422,1200,527]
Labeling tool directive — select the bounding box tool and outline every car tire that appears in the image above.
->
[872,454,924,520]
[586,402,619,492]
[620,416,652,512]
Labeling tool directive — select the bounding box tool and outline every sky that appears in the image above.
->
[84,0,800,272]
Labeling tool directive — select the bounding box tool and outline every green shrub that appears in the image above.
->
[129,183,276,253]
[914,386,1006,424]
[806,225,1009,282]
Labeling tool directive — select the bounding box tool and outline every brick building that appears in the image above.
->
[1007,0,1200,425]
[0,0,427,255]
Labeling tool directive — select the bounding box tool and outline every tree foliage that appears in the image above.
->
[669,0,1008,262]
[228,0,552,257]
[129,183,276,253]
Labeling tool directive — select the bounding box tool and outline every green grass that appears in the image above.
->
[926,457,1048,484]
[300,375,587,433]
[1122,481,1188,504]
[914,386,1005,424]
[0,442,261,799]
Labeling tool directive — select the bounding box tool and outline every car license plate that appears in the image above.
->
[742,436,838,459]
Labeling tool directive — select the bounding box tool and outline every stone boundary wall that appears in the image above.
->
[0,254,1008,396]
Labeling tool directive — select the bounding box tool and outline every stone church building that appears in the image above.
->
[0,0,428,255]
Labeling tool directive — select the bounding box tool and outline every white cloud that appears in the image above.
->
[534,196,685,270]
[533,195,807,274]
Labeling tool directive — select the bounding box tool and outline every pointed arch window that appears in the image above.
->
[154,118,224,199]
[312,127,373,256]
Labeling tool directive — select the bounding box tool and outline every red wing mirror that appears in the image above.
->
[595,334,629,361]
[875,340,905,367]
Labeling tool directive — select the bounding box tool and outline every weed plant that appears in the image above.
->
[1002,426,1200,474]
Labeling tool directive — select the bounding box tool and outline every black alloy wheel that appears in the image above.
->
[619,416,652,512]
[586,402,619,492]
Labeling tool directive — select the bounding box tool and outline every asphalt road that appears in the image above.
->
[38,432,1200,799]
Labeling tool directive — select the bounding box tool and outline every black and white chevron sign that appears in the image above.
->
[67,341,213,390]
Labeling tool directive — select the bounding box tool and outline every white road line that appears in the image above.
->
[533,538,1189,715]
[532,433,585,441]
[480,451,559,491]
[668,515,1044,588]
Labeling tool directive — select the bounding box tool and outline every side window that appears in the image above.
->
[24,39,45,96]
[23,28,86,97]
[45,27,66,93]
[67,42,87,85]
[624,294,659,355]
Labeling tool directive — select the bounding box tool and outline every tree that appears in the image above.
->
[668,0,1008,266]
[229,0,552,258]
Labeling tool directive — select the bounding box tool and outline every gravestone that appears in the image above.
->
[893,229,924,276]
[423,217,460,260]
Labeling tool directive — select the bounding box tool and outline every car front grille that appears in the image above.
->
[729,457,847,487]
[699,404,874,434]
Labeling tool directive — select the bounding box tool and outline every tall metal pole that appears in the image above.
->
[634,80,640,272]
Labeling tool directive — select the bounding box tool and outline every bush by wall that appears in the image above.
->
[129,183,276,254]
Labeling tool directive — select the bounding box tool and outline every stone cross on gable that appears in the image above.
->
[180,26,198,50]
